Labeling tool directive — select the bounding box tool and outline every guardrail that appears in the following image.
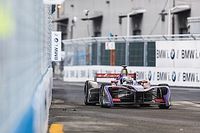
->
[63,34,200,44]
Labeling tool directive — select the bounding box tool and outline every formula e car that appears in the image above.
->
[84,73,171,109]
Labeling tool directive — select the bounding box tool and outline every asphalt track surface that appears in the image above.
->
[49,79,200,133]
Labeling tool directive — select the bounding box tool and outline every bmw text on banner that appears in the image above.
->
[51,31,62,62]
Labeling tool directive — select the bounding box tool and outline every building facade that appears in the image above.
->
[52,0,200,67]
[54,0,200,39]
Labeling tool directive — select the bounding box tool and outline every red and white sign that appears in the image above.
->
[105,42,115,50]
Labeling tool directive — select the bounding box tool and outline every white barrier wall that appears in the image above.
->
[64,66,200,87]
[0,1,52,133]
[33,68,52,133]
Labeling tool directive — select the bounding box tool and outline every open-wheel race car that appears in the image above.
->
[84,71,171,109]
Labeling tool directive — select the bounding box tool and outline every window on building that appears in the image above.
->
[171,6,191,34]
[118,9,146,35]
[177,10,190,34]
[93,17,102,37]
[131,14,143,35]
[53,18,68,40]
[57,23,68,40]
[81,11,103,37]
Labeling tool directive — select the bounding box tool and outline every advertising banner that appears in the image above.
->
[63,66,200,87]
[51,31,61,61]
[156,41,200,68]
[134,67,200,87]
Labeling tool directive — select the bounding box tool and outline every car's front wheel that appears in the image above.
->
[99,85,111,108]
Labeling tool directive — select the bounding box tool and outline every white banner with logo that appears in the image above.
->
[156,41,200,68]
[134,67,200,87]
[63,65,200,88]
[51,31,61,61]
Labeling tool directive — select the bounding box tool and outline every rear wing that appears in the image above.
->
[94,73,136,82]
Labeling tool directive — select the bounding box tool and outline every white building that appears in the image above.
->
[53,0,200,39]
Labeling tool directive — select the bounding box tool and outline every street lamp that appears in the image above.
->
[167,5,190,35]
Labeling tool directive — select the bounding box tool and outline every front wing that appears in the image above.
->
[101,85,171,107]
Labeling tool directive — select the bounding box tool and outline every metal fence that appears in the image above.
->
[0,0,52,133]
[63,34,200,67]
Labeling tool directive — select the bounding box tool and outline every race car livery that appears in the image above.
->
[84,73,171,109]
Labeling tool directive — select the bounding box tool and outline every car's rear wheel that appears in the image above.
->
[84,81,96,106]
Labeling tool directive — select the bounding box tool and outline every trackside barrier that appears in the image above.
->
[63,66,200,88]
[0,1,52,133]
[33,68,53,133]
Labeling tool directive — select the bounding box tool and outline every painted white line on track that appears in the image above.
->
[171,88,200,91]
[173,101,200,108]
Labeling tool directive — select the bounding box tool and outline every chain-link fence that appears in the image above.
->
[63,34,200,67]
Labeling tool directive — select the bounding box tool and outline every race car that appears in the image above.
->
[84,73,171,109]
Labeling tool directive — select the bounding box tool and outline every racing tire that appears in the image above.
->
[158,84,169,95]
[100,97,111,108]
[84,81,96,106]
[158,84,170,109]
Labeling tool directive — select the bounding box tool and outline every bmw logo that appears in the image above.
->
[148,71,152,81]
[170,49,175,60]
[172,71,176,82]
[54,38,59,43]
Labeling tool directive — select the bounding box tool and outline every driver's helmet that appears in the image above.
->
[122,76,133,85]
[121,65,128,76]
[121,69,128,76]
